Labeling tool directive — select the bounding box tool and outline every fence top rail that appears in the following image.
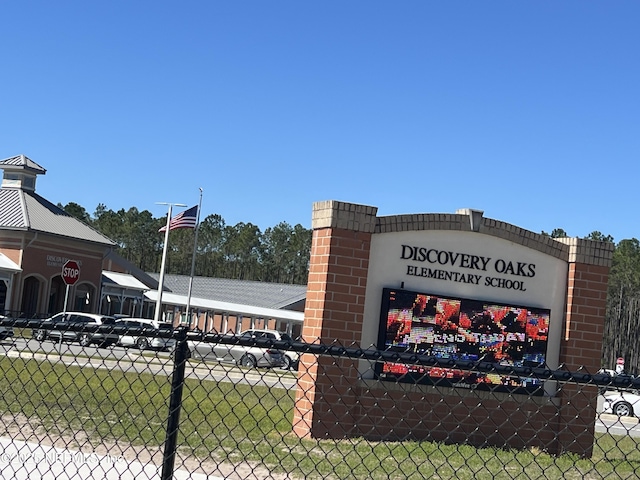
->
[2,316,638,388]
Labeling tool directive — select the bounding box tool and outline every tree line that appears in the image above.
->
[540,229,639,375]
[61,202,312,285]
[63,203,640,374]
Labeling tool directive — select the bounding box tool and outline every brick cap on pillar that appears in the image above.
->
[312,200,378,232]
[555,237,614,267]
[455,208,484,232]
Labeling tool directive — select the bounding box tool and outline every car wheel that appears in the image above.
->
[136,337,149,351]
[240,354,257,368]
[282,355,292,370]
[34,330,46,342]
[79,334,92,347]
[613,401,634,417]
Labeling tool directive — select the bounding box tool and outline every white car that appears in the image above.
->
[602,390,640,417]
[115,318,176,351]
[33,312,119,347]
[186,329,286,368]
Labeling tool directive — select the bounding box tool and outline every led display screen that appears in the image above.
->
[376,288,550,394]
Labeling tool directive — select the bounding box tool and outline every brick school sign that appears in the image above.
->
[293,201,613,457]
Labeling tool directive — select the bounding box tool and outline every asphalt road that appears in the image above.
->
[596,414,640,437]
[0,337,298,390]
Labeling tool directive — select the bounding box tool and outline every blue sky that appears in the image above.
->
[2,2,639,242]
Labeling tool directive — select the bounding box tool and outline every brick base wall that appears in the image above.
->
[351,384,563,452]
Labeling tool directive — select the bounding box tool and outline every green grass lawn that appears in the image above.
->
[0,356,639,479]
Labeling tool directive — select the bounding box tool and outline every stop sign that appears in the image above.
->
[61,260,81,286]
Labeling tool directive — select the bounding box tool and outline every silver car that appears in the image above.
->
[241,329,299,370]
[115,318,176,351]
[187,330,285,368]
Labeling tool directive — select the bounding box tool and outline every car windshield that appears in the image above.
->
[280,333,293,341]
[157,323,173,331]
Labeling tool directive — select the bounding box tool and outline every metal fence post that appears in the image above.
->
[161,326,189,480]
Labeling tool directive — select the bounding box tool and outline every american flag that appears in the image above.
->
[158,205,198,232]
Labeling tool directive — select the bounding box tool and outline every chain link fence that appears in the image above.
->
[0,316,639,479]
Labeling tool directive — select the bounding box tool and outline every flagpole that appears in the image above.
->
[185,188,203,329]
[155,202,186,322]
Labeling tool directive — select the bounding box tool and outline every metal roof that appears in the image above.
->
[0,154,46,174]
[148,273,307,310]
[0,189,27,228]
[103,270,306,320]
[103,250,159,290]
[0,154,114,245]
[144,290,305,322]
[0,187,115,245]
[102,271,150,291]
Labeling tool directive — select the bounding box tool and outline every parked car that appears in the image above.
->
[241,329,299,370]
[115,318,176,351]
[602,390,640,417]
[32,312,119,347]
[0,315,14,341]
[186,329,285,368]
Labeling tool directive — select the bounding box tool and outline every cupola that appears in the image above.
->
[0,154,46,192]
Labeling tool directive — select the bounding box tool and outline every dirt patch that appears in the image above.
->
[0,413,299,479]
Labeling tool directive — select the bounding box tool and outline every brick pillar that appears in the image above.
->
[292,201,377,439]
[554,238,613,456]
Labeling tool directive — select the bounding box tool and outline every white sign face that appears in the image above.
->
[361,230,568,370]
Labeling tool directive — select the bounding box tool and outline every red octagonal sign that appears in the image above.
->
[62,260,81,286]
